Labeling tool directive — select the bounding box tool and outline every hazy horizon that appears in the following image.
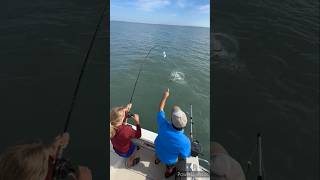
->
[110,20,210,28]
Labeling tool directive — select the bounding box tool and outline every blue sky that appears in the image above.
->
[110,0,210,27]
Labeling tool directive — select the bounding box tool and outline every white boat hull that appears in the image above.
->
[110,124,210,180]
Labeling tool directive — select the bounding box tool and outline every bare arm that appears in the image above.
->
[159,88,170,111]
[125,103,132,112]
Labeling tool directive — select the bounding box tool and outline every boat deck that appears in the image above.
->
[110,143,176,180]
[110,125,210,180]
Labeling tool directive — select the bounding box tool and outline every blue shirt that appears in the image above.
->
[154,110,191,165]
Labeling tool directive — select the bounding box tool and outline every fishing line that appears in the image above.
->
[63,3,106,133]
[128,45,166,103]
[53,2,106,179]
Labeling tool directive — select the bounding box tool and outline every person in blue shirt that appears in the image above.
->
[154,88,191,178]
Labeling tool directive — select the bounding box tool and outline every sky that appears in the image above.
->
[110,0,210,27]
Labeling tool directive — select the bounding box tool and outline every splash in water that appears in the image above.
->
[169,71,186,84]
[163,51,166,59]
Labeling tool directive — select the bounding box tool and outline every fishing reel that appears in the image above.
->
[127,113,134,118]
[53,157,77,179]
[191,140,203,157]
[123,113,135,124]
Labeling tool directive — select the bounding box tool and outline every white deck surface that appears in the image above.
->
[110,143,176,180]
[110,125,210,180]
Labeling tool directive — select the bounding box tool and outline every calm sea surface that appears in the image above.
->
[110,21,210,165]
[213,0,319,179]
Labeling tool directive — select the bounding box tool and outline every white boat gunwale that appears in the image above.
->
[110,123,210,180]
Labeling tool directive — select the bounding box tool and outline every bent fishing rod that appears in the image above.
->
[128,45,167,104]
[125,45,166,120]
[53,3,107,179]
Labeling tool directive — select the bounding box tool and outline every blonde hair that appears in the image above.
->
[0,143,49,180]
[110,106,126,138]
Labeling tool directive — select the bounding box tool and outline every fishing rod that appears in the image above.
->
[128,45,167,104]
[126,45,166,119]
[188,105,202,156]
[188,104,209,167]
[245,133,265,180]
[62,4,106,134]
[53,2,107,179]
[257,133,263,180]
[190,104,194,140]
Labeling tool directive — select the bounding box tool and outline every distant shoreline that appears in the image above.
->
[111,20,210,29]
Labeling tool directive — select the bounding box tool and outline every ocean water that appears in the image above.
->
[0,0,107,178]
[110,21,210,166]
[213,0,319,179]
